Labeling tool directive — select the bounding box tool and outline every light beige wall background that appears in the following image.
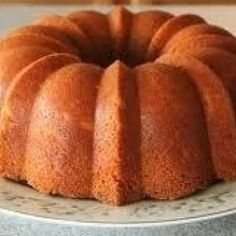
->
[0,0,236,4]
[0,5,235,35]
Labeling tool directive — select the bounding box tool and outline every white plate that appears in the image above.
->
[0,179,236,226]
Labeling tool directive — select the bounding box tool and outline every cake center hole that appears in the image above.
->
[90,49,147,68]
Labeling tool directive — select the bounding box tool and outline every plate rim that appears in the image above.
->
[0,204,236,227]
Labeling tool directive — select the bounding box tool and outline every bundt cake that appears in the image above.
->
[0,6,236,205]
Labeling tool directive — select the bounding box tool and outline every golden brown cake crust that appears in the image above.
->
[0,34,74,54]
[9,25,79,55]
[163,23,233,53]
[0,7,236,205]
[164,34,236,55]
[136,62,214,199]
[128,10,173,65]
[35,15,92,61]
[0,46,53,105]
[93,61,142,205]
[158,54,236,179]
[108,6,133,64]
[0,53,80,181]
[68,11,112,66]
[25,63,102,197]
[147,14,205,61]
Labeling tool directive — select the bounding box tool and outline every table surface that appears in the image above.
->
[0,4,235,236]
